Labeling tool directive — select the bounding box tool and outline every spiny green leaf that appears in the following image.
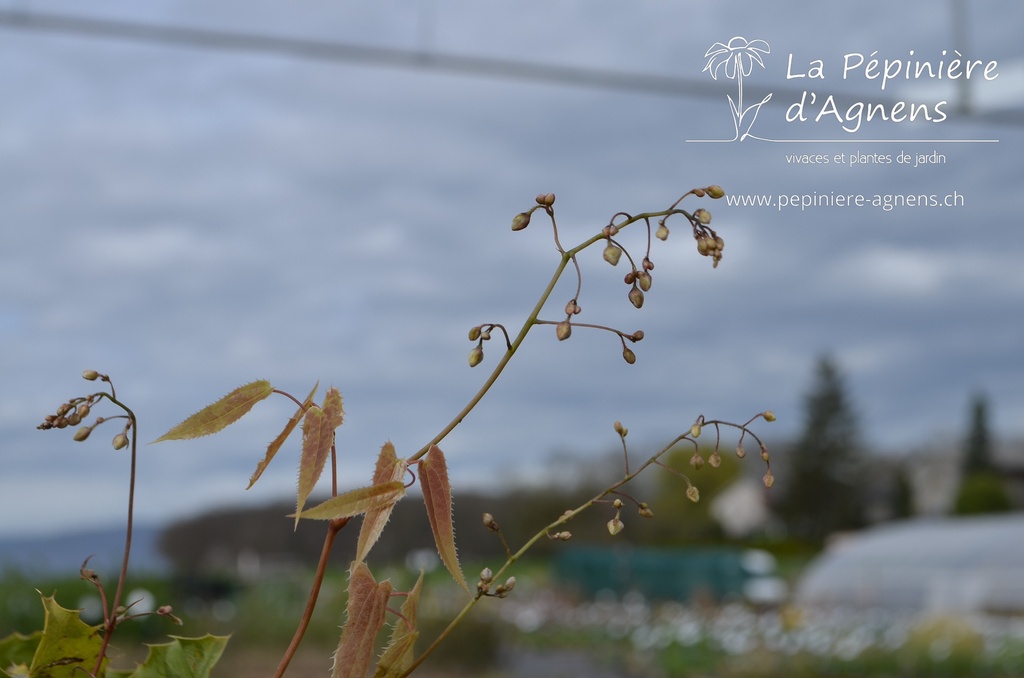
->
[333,563,392,678]
[30,593,104,678]
[374,571,423,677]
[0,631,40,676]
[355,442,408,565]
[247,381,318,489]
[420,445,468,592]
[291,481,405,522]
[295,387,345,525]
[107,634,229,678]
[153,380,274,442]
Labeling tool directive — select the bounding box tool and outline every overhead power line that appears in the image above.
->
[1,8,1021,127]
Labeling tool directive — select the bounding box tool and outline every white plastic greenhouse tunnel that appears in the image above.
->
[794,513,1024,614]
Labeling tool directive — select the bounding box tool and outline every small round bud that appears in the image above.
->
[613,498,624,509]
[482,512,498,531]
[77,404,91,419]
[468,326,482,341]
[714,236,725,251]
[468,346,484,368]
[642,257,654,271]
[697,238,711,256]
[556,320,572,341]
[557,531,572,540]
[763,471,775,489]
[624,271,636,285]
[502,576,516,593]
[55,417,69,429]
[762,410,776,422]
[708,451,722,468]
[607,517,624,536]
[706,185,725,199]
[631,330,644,342]
[628,287,644,309]
[82,370,99,381]
[694,208,712,225]
[511,212,531,231]
[689,452,704,470]
[622,347,636,364]
[602,223,619,237]
[761,445,770,463]
[112,433,129,450]
[690,424,702,439]
[564,300,577,316]
[693,187,706,197]
[735,444,746,459]
[614,421,626,436]
[535,193,555,207]
[638,503,654,518]
[56,403,72,417]
[73,426,92,442]
[480,330,491,341]
[603,244,622,266]
[480,567,494,584]
[655,224,669,241]
[686,485,700,503]
[637,271,652,292]
[67,412,82,426]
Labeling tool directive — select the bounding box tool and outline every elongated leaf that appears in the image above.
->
[247,382,318,489]
[154,380,273,442]
[295,387,344,524]
[30,593,104,677]
[333,563,392,678]
[355,442,408,564]
[374,571,423,677]
[291,481,405,521]
[419,445,468,592]
[107,635,229,678]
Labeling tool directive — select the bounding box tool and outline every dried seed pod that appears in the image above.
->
[556,320,572,341]
[511,212,531,231]
[628,287,644,309]
[686,485,700,503]
[622,347,636,364]
[707,185,725,199]
[468,346,484,367]
[655,224,669,241]
[112,433,129,450]
[603,244,622,266]
[637,272,652,292]
[607,517,624,536]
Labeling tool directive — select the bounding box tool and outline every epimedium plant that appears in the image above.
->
[8,185,776,678]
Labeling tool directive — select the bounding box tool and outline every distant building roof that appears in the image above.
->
[795,513,1024,614]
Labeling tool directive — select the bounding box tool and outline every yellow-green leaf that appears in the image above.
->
[247,382,318,489]
[333,563,393,678]
[295,387,344,525]
[153,380,274,442]
[30,593,104,678]
[374,571,423,677]
[355,442,408,565]
[420,445,468,592]
[291,481,405,521]
[108,634,229,678]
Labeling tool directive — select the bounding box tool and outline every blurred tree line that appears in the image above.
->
[159,355,1018,573]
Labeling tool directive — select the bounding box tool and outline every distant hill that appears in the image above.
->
[0,525,168,577]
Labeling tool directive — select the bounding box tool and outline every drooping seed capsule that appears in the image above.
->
[469,346,484,367]
[762,410,777,422]
[706,185,725,199]
[603,244,622,266]
[686,485,700,503]
[73,426,92,442]
[468,326,482,341]
[112,433,129,450]
[690,424,702,439]
[82,370,99,381]
[637,272,652,292]
[511,212,531,231]
[622,347,636,364]
[655,224,669,241]
[607,517,624,536]
[556,320,572,341]
[628,287,644,309]
[694,208,712,225]
[763,471,775,489]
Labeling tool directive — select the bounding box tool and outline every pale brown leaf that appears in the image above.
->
[374,571,424,677]
[420,445,468,592]
[291,481,406,521]
[153,380,273,442]
[295,387,345,524]
[333,563,393,678]
[247,381,318,489]
[355,442,408,565]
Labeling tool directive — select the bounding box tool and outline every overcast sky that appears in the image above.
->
[2,0,1022,539]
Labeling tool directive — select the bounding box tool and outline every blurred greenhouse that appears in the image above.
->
[795,514,1024,614]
